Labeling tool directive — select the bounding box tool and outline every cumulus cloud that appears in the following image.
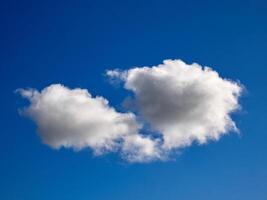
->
[107,59,243,150]
[17,84,161,162]
[18,59,243,163]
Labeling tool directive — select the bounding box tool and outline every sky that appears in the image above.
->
[1,0,267,199]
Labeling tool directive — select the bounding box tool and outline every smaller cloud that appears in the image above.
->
[105,69,127,86]
[122,134,162,162]
[17,84,161,162]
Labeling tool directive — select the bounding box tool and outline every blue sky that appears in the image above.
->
[1,0,267,199]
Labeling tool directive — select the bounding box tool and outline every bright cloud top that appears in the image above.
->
[18,59,243,162]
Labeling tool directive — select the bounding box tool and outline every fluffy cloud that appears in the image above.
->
[18,59,243,163]
[18,84,161,162]
[107,59,243,150]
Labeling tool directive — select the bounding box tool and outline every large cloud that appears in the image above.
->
[18,84,161,162]
[18,59,243,163]
[107,59,243,150]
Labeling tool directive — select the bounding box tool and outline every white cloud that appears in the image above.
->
[107,59,243,150]
[122,134,162,162]
[18,59,243,163]
[17,84,160,162]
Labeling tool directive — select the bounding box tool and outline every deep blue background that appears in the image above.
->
[1,0,267,199]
